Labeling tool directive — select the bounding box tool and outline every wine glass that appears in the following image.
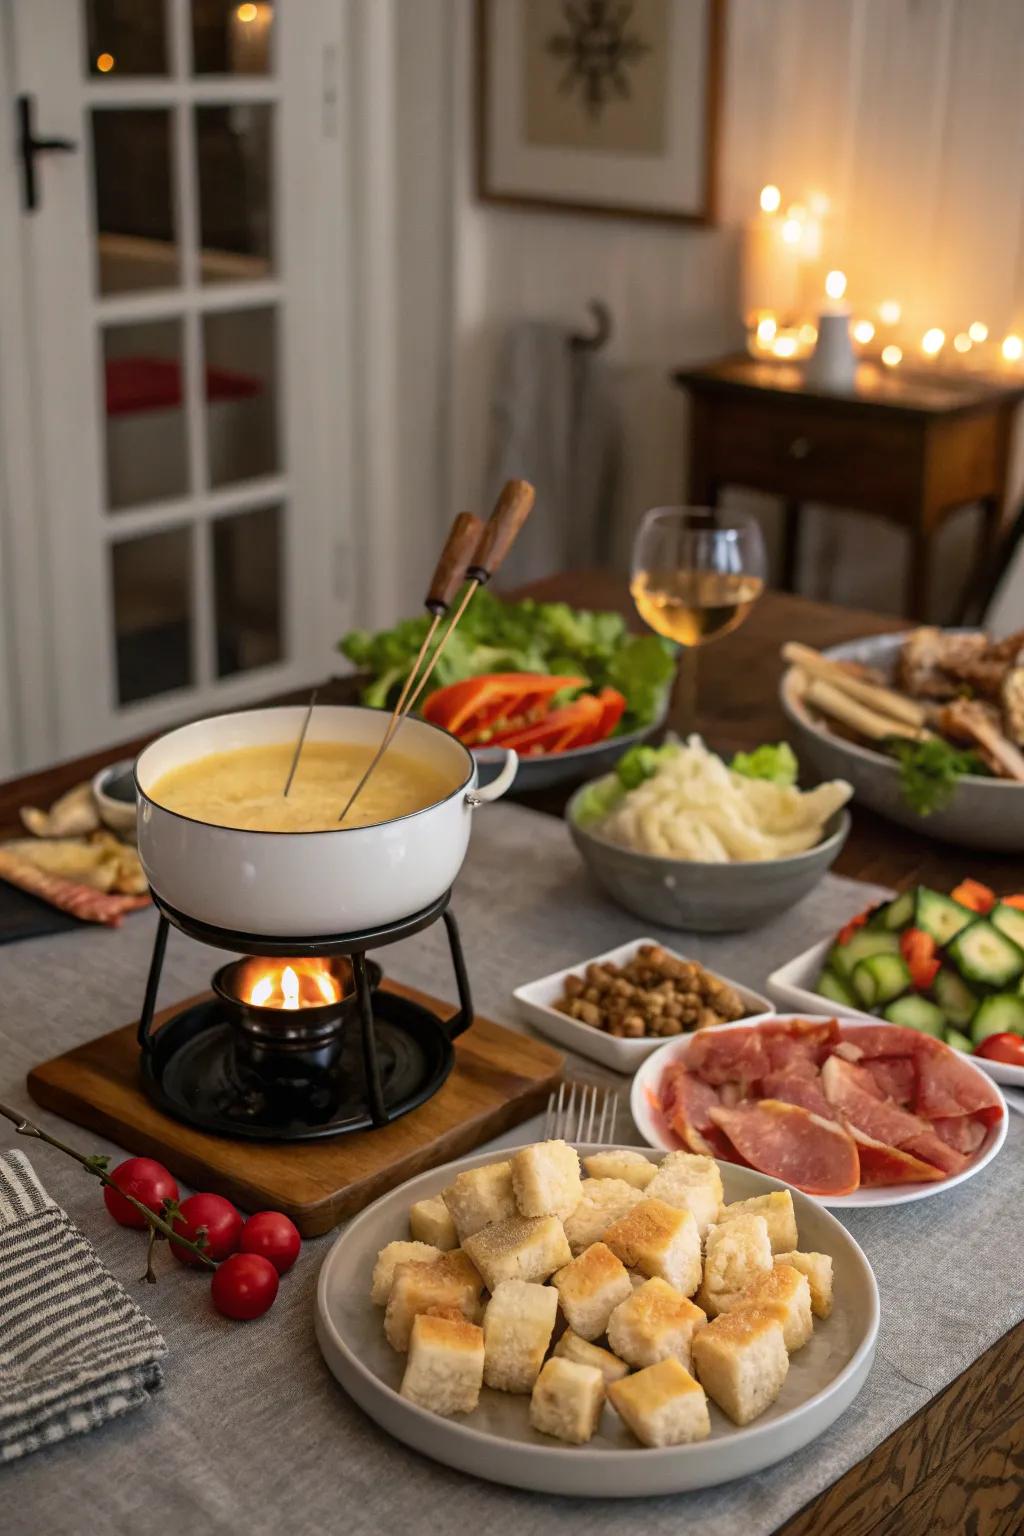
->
[630,507,768,738]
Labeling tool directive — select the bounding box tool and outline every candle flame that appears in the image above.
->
[921,328,945,356]
[968,321,988,343]
[759,184,781,214]
[1003,334,1023,362]
[825,270,847,301]
[232,956,345,1009]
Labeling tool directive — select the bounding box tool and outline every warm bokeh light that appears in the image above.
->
[881,345,902,367]
[879,300,901,326]
[852,320,875,344]
[953,333,972,354]
[798,322,818,345]
[756,315,777,346]
[921,328,945,356]
[96,52,115,72]
[808,191,830,218]
[759,184,781,214]
[968,321,988,344]
[824,270,847,301]
[237,2,258,20]
[781,218,802,245]
[773,335,798,358]
[1002,334,1023,362]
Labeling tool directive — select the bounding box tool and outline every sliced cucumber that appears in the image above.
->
[970,992,1024,1044]
[852,953,911,1009]
[948,919,1024,990]
[990,902,1024,953]
[944,1025,974,1053]
[882,994,946,1037]
[931,967,978,1029]
[828,928,900,980]
[816,969,857,1009]
[914,887,974,946]
[872,890,915,931]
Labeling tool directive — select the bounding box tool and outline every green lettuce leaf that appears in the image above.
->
[730,742,799,786]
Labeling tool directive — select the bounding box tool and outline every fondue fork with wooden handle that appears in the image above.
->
[335,510,485,823]
[338,478,535,824]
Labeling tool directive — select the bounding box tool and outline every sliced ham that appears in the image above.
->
[913,1049,1004,1125]
[684,1027,771,1089]
[862,1056,917,1107]
[660,1065,734,1158]
[930,1115,987,1155]
[760,1070,835,1120]
[837,1024,942,1058]
[708,1098,860,1196]
[821,1055,969,1175]
[852,1130,945,1186]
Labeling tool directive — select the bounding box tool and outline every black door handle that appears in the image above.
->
[17,94,77,213]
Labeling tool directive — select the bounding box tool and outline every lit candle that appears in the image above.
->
[806,270,855,388]
[741,186,800,325]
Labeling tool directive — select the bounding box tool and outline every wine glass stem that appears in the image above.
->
[672,646,698,738]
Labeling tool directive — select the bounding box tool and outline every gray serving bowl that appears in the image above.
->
[780,631,1024,851]
[565,788,850,933]
[474,697,669,794]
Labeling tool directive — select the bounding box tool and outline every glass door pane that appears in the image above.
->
[85,0,169,77]
[91,108,179,293]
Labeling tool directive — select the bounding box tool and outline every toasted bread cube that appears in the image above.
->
[775,1250,834,1319]
[698,1214,773,1318]
[529,1358,605,1445]
[511,1140,582,1220]
[603,1199,702,1296]
[691,1306,788,1424]
[608,1359,710,1448]
[463,1214,571,1291]
[732,1265,813,1352]
[442,1161,517,1241]
[399,1312,484,1416]
[563,1178,644,1255]
[553,1330,631,1383]
[551,1242,633,1340]
[583,1150,656,1189]
[482,1280,558,1393]
[371,1241,442,1305]
[719,1191,798,1254]
[384,1251,483,1351]
[645,1153,724,1238]
[409,1195,458,1251]
[606,1278,707,1371]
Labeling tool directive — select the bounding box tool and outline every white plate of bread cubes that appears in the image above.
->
[315,1141,879,1497]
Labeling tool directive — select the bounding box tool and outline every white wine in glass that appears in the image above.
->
[630,508,767,733]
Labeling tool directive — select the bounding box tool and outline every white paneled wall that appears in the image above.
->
[428,0,1024,619]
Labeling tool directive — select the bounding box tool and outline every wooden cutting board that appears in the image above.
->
[27,980,564,1236]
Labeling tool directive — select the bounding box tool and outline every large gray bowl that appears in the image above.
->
[780,630,1024,851]
[566,788,850,933]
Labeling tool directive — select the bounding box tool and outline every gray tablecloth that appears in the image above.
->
[2,802,1021,1535]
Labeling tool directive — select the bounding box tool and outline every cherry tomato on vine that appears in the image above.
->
[211,1252,279,1320]
[239,1210,301,1275]
[103,1157,179,1229]
[170,1192,244,1265]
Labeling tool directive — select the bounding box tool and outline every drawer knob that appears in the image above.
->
[788,436,812,460]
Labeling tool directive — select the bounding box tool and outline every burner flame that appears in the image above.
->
[233,956,345,1010]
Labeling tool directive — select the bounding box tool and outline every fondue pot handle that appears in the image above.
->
[466,749,518,805]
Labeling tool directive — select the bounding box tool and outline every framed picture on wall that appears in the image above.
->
[476,0,723,224]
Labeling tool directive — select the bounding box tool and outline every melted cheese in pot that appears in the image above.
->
[149,741,457,832]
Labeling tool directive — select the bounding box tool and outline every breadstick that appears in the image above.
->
[802,676,928,743]
[782,643,926,728]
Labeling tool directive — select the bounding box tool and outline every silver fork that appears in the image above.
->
[543,1081,619,1144]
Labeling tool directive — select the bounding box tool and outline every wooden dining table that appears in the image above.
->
[1,572,1021,1533]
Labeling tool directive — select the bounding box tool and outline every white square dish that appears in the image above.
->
[513,937,773,1074]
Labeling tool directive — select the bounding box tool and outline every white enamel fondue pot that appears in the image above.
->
[134,705,518,937]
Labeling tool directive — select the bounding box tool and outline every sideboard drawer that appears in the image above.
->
[704,400,922,517]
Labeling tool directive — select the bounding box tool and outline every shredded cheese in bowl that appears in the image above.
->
[597,737,852,862]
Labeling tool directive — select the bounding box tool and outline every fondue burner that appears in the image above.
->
[136,890,471,1141]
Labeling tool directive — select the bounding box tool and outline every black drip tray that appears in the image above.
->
[140,991,454,1141]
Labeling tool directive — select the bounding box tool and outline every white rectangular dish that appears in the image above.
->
[514,937,773,1073]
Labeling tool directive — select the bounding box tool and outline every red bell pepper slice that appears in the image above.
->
[490,695,604,755]
[593,687,627,740]
[421,673,585,742]
[900,927,940,991]
[950,878,996,914]
[836,908,873,946]
[1003,894,1024,911]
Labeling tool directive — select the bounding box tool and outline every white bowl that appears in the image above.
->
[630,1015,1008,1207]
[781,630,1024,850]
[768,934,1024,1092]
[91,758,138,836]
[513,937,773,1073]
[315,1144,879,1498]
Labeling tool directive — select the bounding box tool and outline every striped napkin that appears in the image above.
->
[0,1150,167,1462]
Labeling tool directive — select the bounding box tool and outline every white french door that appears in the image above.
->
[1,0,353,766]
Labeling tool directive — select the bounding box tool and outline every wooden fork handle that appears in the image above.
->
[426,511,485,613]
[468,479,536,583]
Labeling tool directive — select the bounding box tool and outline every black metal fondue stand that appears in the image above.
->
[136,890,472,1142]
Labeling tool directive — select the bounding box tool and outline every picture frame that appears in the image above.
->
[476,0,723,226]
